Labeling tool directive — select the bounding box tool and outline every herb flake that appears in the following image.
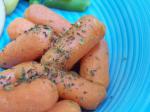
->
[79,38,84,45]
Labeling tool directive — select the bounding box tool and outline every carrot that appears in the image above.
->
[80,40,109,88]
[7,18,35,40]
[47,68,106,110]
[0,62,45,89]
[41,15,105,70]
[0,78,58,112]
[0,62,106,110]
[47,100,81,112]
[0,25,52,68]
[25,4,71,36]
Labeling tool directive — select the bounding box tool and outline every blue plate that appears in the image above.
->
[1,0,150,112]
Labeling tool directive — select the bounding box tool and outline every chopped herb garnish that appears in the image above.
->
[24,30,28,33]
[79,38,84,45]
[3,83,14,91]
[83,91,87,94]
[64,82,75,89]
[81,29,86,33]
[43,32,48,37]
[88,19,91,22]
[77,32,81,36]
[17,68,27,83]
[62,27,66,31]
[89,69,97,76]
[29,25,40,32]
[71,72,79,78]
[76,22,81,27]
[43,25,50,29]
[69,36,75,41]
[56,47,64,54]
[71,83,75,86]
[47,29,52,37]
[44,66,50,73]
[74,22,81,28]
[80,97,84,102]
[95,56,99,60]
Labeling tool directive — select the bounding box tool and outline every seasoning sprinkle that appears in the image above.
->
[83,91,87,94]
[74,22,81,28]
[89,69,97,76]
[76,22,81,27]
[24,30,27,33]
[3,83,14,91]
[81,29,86,33]
[79,38,84,45]
[17,68,27,83]
[43,32,48,37]
[62,27,66,31]
[80,97,84,102]
[77,32,81,36]
[95,56,99,60]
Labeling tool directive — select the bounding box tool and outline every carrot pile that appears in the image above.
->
[0,4,109,112]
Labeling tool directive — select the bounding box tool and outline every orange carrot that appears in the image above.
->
[7,18,35,40]
[25,4,71,36]
[80,40,109,88]
[41,15,105,70]
[0,25,52,68]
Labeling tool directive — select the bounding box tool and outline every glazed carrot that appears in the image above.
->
[47,68,106,110]
[0,25,52,68]
[47,100,81,112]
[80,40,109,88]
[0,79,58,112]
[41,15,105,70]
[25,4,71,35]
[0,62,45,89]
[0,63,106,110]
[7,18,35,40]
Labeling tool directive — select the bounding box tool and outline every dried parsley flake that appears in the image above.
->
[79,38,84,45]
